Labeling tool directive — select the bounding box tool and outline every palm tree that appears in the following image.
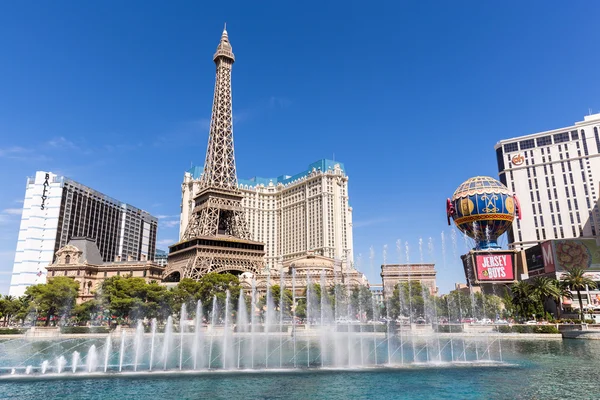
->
[552,280,573,319]
[531,277,560,318]
[562,267,598,321]
[510,281,536,320]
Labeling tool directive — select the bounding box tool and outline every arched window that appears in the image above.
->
[65,255,71,264]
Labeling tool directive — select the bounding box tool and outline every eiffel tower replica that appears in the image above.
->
[166,26,265,281]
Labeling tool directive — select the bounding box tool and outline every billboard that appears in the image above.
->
[552,239,600,272]
[474,253,515,282]
[525,245,544,276]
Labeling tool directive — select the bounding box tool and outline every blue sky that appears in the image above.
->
[1,1,599,295]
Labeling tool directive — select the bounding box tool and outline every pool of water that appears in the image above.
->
[0,339,597,399]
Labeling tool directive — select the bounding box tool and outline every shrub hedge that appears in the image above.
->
[0,328,26,335]
[61,326,110,334]
[494,325,560,334]
[435,325,464,333]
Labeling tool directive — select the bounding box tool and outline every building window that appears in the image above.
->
[582,130,589,155]
[503,142,519,152]
[572,131,579,140]
[536,136,552,146]
[65,255,71,264]
[554,132,570,143]
[520,139,535,150]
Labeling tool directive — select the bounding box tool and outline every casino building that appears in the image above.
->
[179,160,355,273]
[522,239,600,318]
[495,113,600,251]
[9,171,157,297]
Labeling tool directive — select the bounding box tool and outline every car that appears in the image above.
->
[494,319,509,325]
[525,320,537,325]
[415,317,427,325]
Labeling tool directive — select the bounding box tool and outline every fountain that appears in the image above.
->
[193,300,204,370]
[86,345,98,373]
[0,260,507,379]
[71,351,79,373]
[41,360,49,374]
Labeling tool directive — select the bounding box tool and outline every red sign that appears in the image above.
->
[475,253,514,281]
[541,241,556,274]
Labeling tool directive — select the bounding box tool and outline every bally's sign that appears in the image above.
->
[475,253,515,282]
[40,173,50,210]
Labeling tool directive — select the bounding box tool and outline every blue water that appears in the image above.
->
[0,339,597,399]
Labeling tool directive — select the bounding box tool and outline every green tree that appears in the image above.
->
[257,285,294,319]
[475,292,504,319]
[510,281,538,320]
[501,286,516,318]
[444,290,474,321]
[349,286,373,321]
[437,290,505,321]
[562,267,598,321]
[145,281,173,320]
[530,277,560,318]
[0,295,22,326]
[194,273,242,320]
[98,276,147,322]
[388,281,427,321]
[98,276,172,323]
[552,280,573,319]
[294,283,340,321]
[24,277,80,326]
[170,278,203,314]
[14,296,33,324]
[72,299,101,324]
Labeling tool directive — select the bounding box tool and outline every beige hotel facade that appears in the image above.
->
[179,159,354,273]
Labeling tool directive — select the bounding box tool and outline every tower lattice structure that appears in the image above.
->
[166,27,264,281]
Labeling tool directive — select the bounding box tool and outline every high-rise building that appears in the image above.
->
[9,171,158,296]
[495,113,600,250]
[180,160,354,271]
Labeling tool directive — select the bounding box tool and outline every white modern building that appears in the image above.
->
[179,159,354,272]
[9,171,158,296]
[495,113,600,250]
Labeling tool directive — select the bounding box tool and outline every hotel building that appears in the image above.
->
[9,171,158,296]
[495,113,600,250]
[179,159,354,272]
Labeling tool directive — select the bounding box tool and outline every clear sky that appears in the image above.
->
[1,1,599,295]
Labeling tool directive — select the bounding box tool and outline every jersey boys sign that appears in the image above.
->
[475,253,515,282]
